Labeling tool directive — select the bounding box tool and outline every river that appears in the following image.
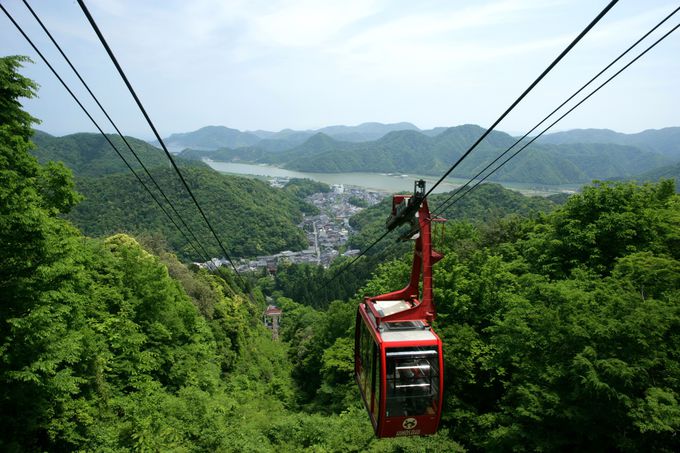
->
[204,160,580,196]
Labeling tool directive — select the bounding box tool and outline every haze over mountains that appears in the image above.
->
[162,123,680,186]
[155,122,425,152]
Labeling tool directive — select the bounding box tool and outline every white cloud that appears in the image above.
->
[3,0,677,134]
[247,0,381,48]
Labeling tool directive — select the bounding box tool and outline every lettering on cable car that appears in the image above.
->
[396,429,421,437]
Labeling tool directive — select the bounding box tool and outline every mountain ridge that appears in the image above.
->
[178,125,675,185]
[539,127,680,159]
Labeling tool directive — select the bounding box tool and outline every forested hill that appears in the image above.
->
[273,178,680,452]
[3,56,462,451]
[32,130,178,176]
[539,126,680,158]
[635,161,680,190]
[153,125,262,153]
[179,124,674,185]
[30,131,314,260]
[156,122,423,152]
[69,167,310,259]
[4,56,680,451]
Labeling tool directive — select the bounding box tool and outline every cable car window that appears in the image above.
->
[358,321,380,424]
[358,322,371,401]
[371,342,379,423]
[385,347,439,418]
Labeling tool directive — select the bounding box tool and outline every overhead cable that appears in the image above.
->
[0,3,210,264]
[327,1,619,284]
[433,5,680,216]
[424,0,619,198]
[436,20,680,214]
[76,0,245,284]
[21,0,213,263]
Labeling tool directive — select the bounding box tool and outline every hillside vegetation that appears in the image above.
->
[159,122,424,152]
[31,131,313,261]
[32,130,174,176]
[180,125,675,185]
[634,161,680,190]
[2,55,463,452]
[266,179,680,451]
[68,167,310,260]
[539,126,680,158]
[3,56,680,452]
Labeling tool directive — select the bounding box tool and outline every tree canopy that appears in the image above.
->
[3,54,679,452]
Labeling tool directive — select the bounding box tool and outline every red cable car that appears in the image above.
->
[355,180,445,437]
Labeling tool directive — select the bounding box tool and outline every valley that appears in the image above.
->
[174,124,680,188]
[3,33,680,450]
[204,159,581,196]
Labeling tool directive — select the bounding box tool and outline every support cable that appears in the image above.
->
[424,0,619,198]
[433,5,680,216]
[21,0,213,263]
[436,20,680,214]
[326,1,618,284]
[0,3,210,264]
[76,0,245,284]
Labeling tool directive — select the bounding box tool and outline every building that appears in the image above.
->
[263,305,282,340]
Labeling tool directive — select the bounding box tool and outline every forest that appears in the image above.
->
[177,124,680,186]
[30,132,320,261]
[2,54,679,451]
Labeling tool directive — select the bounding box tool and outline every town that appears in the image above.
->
[198,180,384,273]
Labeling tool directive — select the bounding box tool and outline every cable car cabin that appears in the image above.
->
[355,305,444,437]
[355,180,445,438]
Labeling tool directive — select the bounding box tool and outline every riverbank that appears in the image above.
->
[204,159,581,196]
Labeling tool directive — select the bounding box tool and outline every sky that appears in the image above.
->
[1,0,678,140]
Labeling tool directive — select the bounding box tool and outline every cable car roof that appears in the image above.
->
[381,329,437,343]
[373,300,412,317]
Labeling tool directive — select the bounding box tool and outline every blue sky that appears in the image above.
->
[1,0,678,139]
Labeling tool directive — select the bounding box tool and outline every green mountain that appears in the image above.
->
[179,124,672,185]
[32,130,173,176]
[31,131,310,261]
[68,167,310,260]
[316,121,420,142]
[161,122,423,152]
[539,127,680,159]
[156,125,262,152]
[270,126,672,184]
[631,161,680,190]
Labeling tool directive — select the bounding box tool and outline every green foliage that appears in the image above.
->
[66,166,310,260]
[356,179,680,451]
[257,179,677,451]
[31,130,178,177]
[348,195,369,207]
[283,177,331,197]
[521,179,678,277]
[193,123,675,185]
[0,56,39,138]
[2,58,465,452]
[5,55,680,452]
